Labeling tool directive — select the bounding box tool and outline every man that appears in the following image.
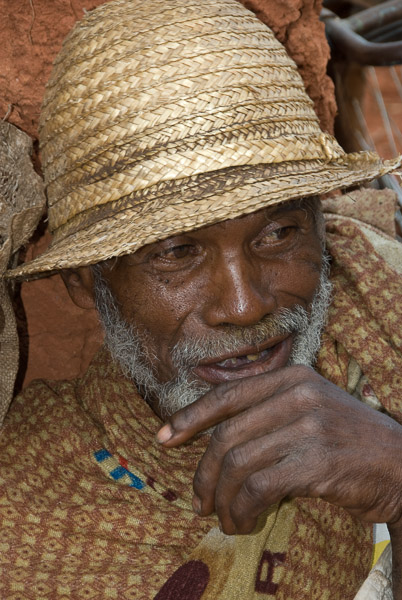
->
[1,0,402,598]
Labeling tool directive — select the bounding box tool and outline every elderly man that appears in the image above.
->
[1,0,402,598]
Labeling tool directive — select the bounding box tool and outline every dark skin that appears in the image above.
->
[63,202,402,597]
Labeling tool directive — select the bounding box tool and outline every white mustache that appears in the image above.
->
[170,305,310,368]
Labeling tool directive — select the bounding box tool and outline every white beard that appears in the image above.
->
[92,258,332,418]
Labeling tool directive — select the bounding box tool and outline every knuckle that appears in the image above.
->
[296,381,319,404]
[207,385,225,409]
[243,472,268,503]
[170,404,200,431]
[220,378,245,401]
[212,418,241,446]
[172,383,228,430]
[299,412,325,438]
[199,423,233,469]
[212,421,230,445]
[223,445,248,473]
[209,380,239,412]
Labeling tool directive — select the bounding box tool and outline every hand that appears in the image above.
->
[157,365,402,535]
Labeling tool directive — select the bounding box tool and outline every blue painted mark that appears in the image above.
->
[127,472,145,490]
[94,449,145,490]
[110,466,127,480]
[94,448,112,462]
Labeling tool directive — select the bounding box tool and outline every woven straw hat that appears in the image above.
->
[7,0,401,279]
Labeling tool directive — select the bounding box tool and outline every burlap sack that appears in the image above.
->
[0,122,45,426]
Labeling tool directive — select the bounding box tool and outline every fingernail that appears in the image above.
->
[156,424,173,444]
[192,495,202,514]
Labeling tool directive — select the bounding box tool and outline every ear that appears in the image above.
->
[60,266,96,310]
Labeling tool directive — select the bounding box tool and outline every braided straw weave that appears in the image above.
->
[8,0,401,278]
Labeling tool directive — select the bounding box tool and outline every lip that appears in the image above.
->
[192,334,294,384]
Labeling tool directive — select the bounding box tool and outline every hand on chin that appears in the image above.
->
[156,365,402,539]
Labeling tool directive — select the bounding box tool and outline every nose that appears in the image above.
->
[202,251,276,328]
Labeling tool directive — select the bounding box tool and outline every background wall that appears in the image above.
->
[1,0,337,386]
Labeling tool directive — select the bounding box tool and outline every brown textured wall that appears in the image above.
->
[1,0,109,386]
[239,0,336,135]
[1,0,336,386]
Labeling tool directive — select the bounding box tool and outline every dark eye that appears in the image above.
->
[273,226,295,240]
[257,225,296,246]
[149,242,200,271]
[161,244,192,259]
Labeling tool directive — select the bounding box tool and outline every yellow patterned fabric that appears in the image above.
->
[0,213,401,599]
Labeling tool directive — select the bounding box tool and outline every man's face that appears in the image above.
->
[95,200,326,416]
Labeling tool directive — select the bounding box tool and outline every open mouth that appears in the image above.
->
[215,347,273,369]
[192,334,293,384]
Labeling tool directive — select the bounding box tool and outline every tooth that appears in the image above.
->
[230,358,238,365]
[246,354,259,361]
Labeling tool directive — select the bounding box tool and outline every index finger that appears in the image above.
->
[156,364,313,446]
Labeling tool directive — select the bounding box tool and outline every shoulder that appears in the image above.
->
[0,377,82,457]
[3,377,77,426]
[322,188,402,275]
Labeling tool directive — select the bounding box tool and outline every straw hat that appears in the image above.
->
[7,0,401,279]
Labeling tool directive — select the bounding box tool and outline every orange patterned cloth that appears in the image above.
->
[319,213,402,424]
[0,209,401,599]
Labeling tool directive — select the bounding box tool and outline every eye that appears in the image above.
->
[256,225,297,247]
[158,244,193,260]
[147,241,201,272]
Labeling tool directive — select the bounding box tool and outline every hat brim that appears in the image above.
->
[7,153,401,279]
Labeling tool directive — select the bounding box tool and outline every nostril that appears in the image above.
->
[205,283,276,328]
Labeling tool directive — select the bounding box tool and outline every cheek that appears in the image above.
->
[109,272,201,378]
[144,281,203,380]
[266,250,322,307]
[120,283,183,337]
[286,262,321,300]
